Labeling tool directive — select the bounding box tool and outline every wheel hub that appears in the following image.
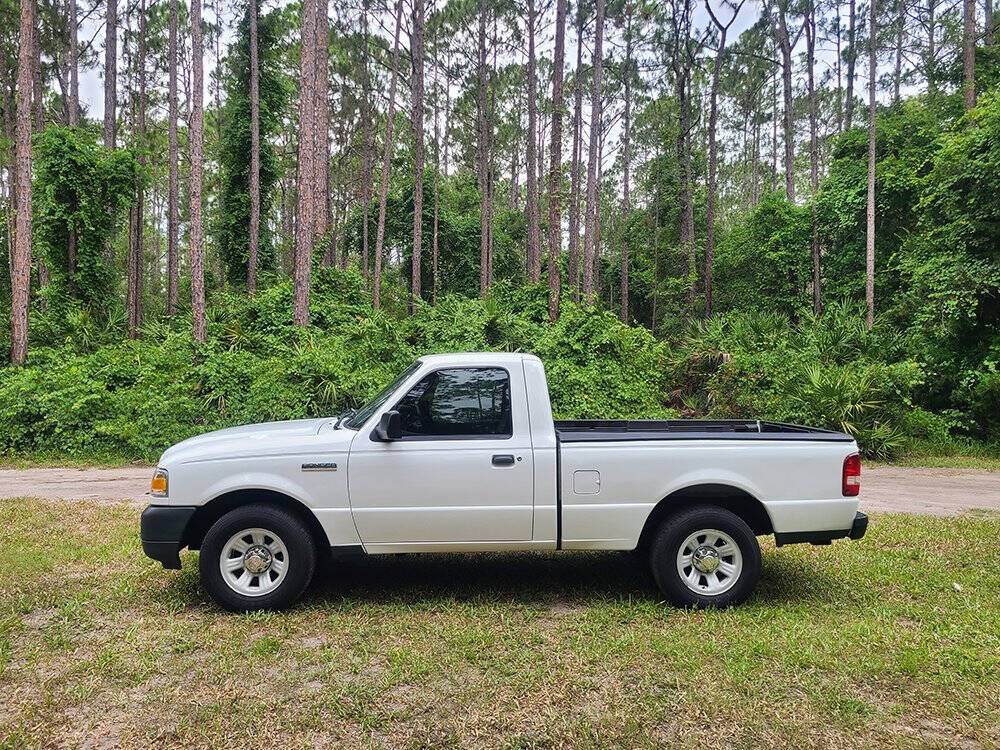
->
[691,545,721,574]
[243,545,272,575]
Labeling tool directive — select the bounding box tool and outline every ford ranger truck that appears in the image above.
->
[140,352,867,611]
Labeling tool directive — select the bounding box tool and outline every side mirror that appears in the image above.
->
[375,410,402,441]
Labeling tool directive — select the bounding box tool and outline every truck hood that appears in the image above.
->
[159,418,354,465]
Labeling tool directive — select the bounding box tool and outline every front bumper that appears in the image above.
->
[140,505,197,569]
[774,511,869,547]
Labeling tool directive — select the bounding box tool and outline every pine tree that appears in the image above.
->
[525,0,541,284]
[104,0,117,147]
[248,0,261,293]
[547,0,567,322]
[372,0,404,309]
[866,0,877,327]
[293,0,317,326]
[10,0,36,366]
[167,0,179,314]
[411,0,425,310]
[582,0,605,305]
[190,0,207,343]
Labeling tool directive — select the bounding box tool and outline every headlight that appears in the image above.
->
[150,468,169,498]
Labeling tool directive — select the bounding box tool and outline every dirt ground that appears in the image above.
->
[0,463,997,515]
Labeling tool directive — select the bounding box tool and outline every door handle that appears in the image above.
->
[492,454,515,466]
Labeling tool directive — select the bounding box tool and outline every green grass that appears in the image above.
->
[0,454,147,470]
[890,439,1000,471]
[2,498,999,748]
[881,454,1000,472]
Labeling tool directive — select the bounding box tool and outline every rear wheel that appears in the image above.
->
[649,505,761,608]
[199,504,317,612]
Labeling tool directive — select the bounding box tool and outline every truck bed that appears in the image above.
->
[554,419,854,443]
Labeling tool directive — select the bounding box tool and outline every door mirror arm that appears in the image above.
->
[374,410,403,441]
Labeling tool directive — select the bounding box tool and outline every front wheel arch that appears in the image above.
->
[184,489,330,559]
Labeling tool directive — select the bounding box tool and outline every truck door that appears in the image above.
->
[347,366,534,544]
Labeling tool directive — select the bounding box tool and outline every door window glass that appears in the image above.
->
[394,368,512,438]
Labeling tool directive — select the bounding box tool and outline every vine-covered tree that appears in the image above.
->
[190,0,207,342]
[218,0,284,287]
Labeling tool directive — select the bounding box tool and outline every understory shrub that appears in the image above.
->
[0,275,988,462]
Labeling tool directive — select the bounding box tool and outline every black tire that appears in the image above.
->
[648,505,761,608]
[199,503,317,612]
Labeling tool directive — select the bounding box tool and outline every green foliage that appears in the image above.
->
[32,127,140,310]
[0,272,675,461]
[713,191,812,319]
[341,169,525,300]
[217,3,286,285]
[670,302,924,458]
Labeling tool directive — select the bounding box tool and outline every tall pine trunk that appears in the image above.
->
[963,0,976,110]
[65,0,80,281]
[372,0,404,308]
[836,1,843,131]
[432,29,441,305]
[477,0,489,296]
[127,0,148,339]
[190,0,207,342]
[248,0,261,293]
[619,6,633,322]
[672,0,695,314]
[927,0,937,94]
[314,0,329,237]
[845,0,856,128]
[293,0,317,325]
[581,0,605,305]
[10,0,35,365]
[567,9,584,300]
[411,0,425,311]
[525,0,541,284]
[547,0,567,322]
[705,0,742,319]
[167,0,179,313]
[770,65,778,189]
[806,0,821,314]
[510,87,520,212]
[360,0,373,281]
[68,0,79,125]
[866,0,876,327]
[893,0,904,104]
[772,1,797,200]
[104,0,117,147]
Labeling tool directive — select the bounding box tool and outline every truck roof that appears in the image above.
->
[417,352,541,366]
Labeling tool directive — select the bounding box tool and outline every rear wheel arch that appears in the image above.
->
[183,488,330,558]
[636,483,774,552]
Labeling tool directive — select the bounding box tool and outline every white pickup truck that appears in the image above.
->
[141,352,867,611]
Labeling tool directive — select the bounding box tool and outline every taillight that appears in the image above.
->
[843,454,861,496]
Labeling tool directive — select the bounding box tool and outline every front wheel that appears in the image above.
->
[199,504,317,612]
[649,505,761,608]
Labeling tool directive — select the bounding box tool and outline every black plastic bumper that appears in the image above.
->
[140,505,197,569]
[849,510,869,540]
[775,511,869,547]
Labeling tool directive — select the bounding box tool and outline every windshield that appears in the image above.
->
[344,361,421,430]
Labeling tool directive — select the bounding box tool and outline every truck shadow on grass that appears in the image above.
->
[292,548,846,609]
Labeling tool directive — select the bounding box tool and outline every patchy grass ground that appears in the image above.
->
[1,499,998,749]
[879,454,1000,472]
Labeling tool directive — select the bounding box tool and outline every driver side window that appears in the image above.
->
[394,368,512,439]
